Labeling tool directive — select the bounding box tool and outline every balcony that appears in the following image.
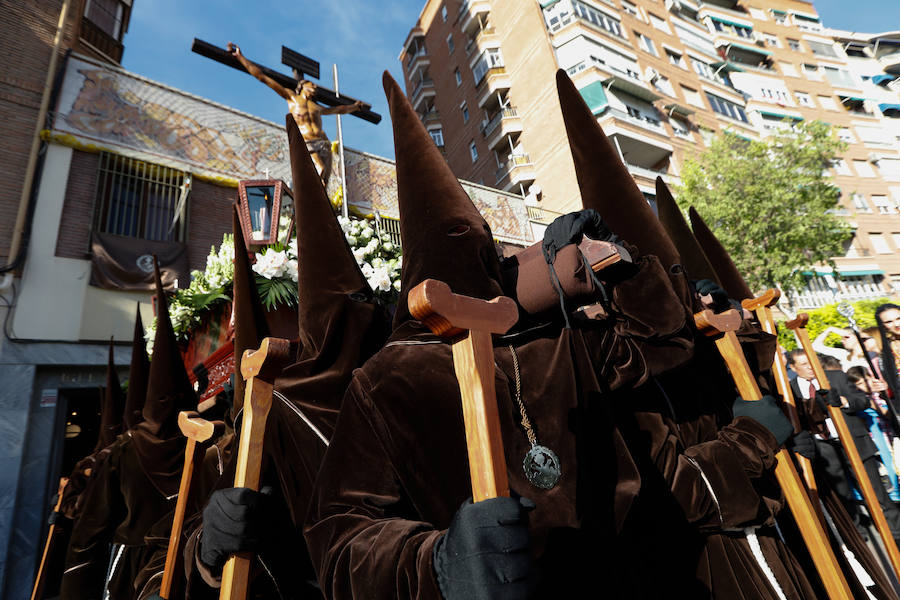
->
[880,50,900,75]
[476,67,511,106]
[405,49,430,79]
[465,26,497,58]
[420,109,440,126]
[79,16,124,63]
[460,0,491,36]
[602,106,667,136]
[495,154,535,192]
[482,107,523,150]
[411,78,435,111]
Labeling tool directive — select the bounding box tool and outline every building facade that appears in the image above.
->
[399,0,900,306]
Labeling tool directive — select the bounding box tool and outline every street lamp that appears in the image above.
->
[236,179,293,249]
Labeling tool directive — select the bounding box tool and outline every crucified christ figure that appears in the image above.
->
[228,42,364,187]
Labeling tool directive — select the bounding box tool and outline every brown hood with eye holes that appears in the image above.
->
[383,71,504,329]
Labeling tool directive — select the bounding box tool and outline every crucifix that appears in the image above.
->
[192,39,381,188]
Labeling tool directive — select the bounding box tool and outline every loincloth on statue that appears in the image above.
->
[306,139,333,175]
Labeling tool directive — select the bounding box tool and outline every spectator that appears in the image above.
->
[848,366,900,501]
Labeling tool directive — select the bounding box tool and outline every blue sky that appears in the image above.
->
[122,0,900,161]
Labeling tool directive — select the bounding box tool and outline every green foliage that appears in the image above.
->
[676,121,852,293]
[255,274,299,310]
[776,297,892,350]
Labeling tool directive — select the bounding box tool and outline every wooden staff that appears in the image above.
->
[742,291,819,499]
[160,412,224,599]
[787,314,900,578]
[695,308,853,599]
[30,477,68,600]
[409,279,519,501]
[219,337,291,600]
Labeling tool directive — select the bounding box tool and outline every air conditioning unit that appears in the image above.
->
[665,0,682,11]
[643,67,660,83]
[869,152,882,163]
[752,31,766,45]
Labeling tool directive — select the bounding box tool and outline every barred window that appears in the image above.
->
[93,152,189,242]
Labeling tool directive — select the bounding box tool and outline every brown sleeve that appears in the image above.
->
[659,416,778,531]
[304,376,444,600]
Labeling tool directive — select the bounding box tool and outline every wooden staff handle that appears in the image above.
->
[744,292,820,498]
[160,413,225,599]
[788,317,900,579]
[696,309,853,599]
[409,279,519,502]
[219,338,291,600]
[30,477,68,600]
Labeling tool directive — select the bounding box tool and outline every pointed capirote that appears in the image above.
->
[95,338,125,452]
[555,69,680,270]
[231,204,270,418]
[689,207,754,301]
[123,305,149,430]
[142,257,196,438]
[285,113,378,359]
[383,71,503,328]
[655,177,720,284]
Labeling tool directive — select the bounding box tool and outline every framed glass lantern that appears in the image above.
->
[237,179,293,249]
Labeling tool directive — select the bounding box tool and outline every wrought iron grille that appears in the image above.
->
[92,152,189,242]
[379,215,402,246]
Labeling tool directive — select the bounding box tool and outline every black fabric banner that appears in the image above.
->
[90,231,188,291]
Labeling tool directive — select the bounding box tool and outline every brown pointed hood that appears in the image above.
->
[94,338,124,452]
[140,258,196,438]
[384,71,503,328]
[276,113,390,431]
[655,177,719,284]
[231,204,270,419]
[123,305,149,430]
[689,207,754,301]
[555,70,679,269]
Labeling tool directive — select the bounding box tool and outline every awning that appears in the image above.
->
[603,76,662,103]
[771,9,786,15]
[664,102,695,116]
[539,0,561,7]
[839,95,866,103]
[757,109,803,121]
[873,74,896,85]
[713,60,745,73]
[790,11,820,23]
[709,15,752,30]
[725,42,772,56]
[839,268,884,277]
[579,81,609,115]
[879,102,900,116]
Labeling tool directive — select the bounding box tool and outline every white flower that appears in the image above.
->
[352,246,367,263]
[370,266,392,292]
[393,279,402,292]
[285,258,298,282]
[252,249,288,279]
[360,262,374,278]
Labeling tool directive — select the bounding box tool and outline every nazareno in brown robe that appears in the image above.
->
[177,113,391,599]
[303,71,733,599]
[689,206,899,600]
[60,259,195,600]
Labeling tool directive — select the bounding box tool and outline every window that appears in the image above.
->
[429,128,444,147]
[670,117,691,138]
[823,66,855,88]
[699,126,715,146]
[682,85,705,108]
[621,0,639,17]
[666,49,686,68]
[793,13,822,32]
[749,7,767,20]
[572,1,623,38]
[795,92,814,107]
[787,38,801,52]
[832,159,852,175]
[84,0,128,41]
[851,193,871,213]
[469,140,478,162]
[763,34,780,48]
[93,152,189,242]
[773,12,787,25]
[892,234,900,249]
[653,75,675,97]
[441,5,448,21]
[706,92,748,122]
[472,48,504,84]
[839,96,870,115]
[636,32,657,56]
[710,18,752,39]
[838,128,856,143]
[802,63,822,81]
[455,68,462,86]
[870,233,892,254]
[692,57,728,86]
[807,40,838,58]
[780,62,798,77]
[447,34,454,54]
[853,160,876,177]
[461,101,469,123]
[878,159,900,181]
[817,95,837,110]
[649,13,670,33]
[873,197,896,215]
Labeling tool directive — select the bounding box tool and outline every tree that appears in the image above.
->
[676,120,852,294]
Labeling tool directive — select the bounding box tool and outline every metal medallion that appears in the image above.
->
[523,444,562,490]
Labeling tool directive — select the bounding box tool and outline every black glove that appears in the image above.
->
[732,395,794,446]
[433,496,536,600]
[542,209,619,264]
[694,278,730,311]
[786,430,816,460]
[815,387,842,408]
[199,486,275,569]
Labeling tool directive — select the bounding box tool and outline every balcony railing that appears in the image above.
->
[496,153,532,182]
[411,78,434,101]
[475,65,507,88]
[604,107,667,135]
[526,205,564,225]
[420,109,440,124]
[481,107,518,138]
[790,285,886,309]
[465,26,496,57]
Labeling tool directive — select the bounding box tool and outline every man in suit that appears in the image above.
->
[788,349,900,541]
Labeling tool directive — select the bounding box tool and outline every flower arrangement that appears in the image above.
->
[145,214,402,355]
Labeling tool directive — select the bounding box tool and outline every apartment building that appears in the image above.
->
[398,0,900,306]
